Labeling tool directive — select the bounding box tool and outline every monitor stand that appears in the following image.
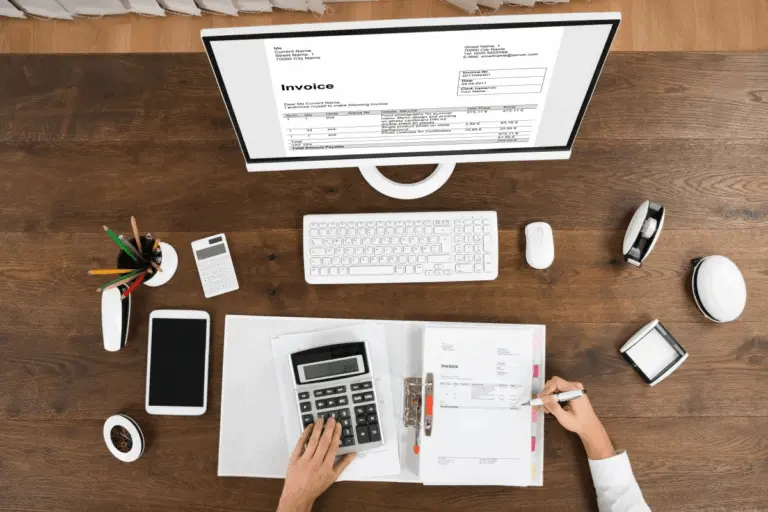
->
[359,163,455,200]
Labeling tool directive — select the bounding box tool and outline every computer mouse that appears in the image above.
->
[525,222,554,270]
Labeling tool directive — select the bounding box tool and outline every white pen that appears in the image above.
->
[527,389,586,407]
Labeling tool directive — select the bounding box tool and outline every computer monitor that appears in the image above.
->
[202,13,620,199]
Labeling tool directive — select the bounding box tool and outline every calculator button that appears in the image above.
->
[362,392,374,402]
[315,399,328,409]
[356,426,371,444]
[340,418,351,428]
[326,398,337,407]
[350,383,362,391]
[327,410,338,419]
[356,416,367,426]
[343,436,355,447]
[359,381,373,389]
[352,394,364,403]
[338,409,350,419]
[354,406,365,416]
[334,386,346,393]
[369,424,382,442]
[337,396,349,406]
[298,392,310,400]
[302,414,314,427]
[316,412,329,421]
[323,387,337,395]
[300,402,312,412]
[367,413,378,424]
[365,404,376,414]
[314,389,326,397]
[342,427,353,437]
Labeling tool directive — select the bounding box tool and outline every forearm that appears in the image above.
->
[277,495,313,512]
[579,421,616,460]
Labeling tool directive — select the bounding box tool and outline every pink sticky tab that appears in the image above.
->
[531,436,536,452]
[533,364,540,378]
[532,407,539,423]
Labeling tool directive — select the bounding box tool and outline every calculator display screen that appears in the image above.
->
[303,357,360,380]
[196,244,226,260]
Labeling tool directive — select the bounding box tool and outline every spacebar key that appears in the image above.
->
[349,266,394,276]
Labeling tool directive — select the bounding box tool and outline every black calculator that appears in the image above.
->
[291,341,385,455]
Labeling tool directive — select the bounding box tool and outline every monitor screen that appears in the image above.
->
[203,14,619,169]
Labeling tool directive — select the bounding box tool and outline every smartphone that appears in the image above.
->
[145,310,210,416]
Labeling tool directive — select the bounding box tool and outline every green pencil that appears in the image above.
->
[96,267,145,292]
[103,225,139,263]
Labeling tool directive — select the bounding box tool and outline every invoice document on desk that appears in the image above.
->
[214,26,564,157]
[420,325,534,486]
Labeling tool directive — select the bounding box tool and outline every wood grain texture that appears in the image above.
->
[0,52,767,511]
[1,0,768,53]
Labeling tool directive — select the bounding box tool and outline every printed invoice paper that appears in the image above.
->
[210,26,564,158]
[420,325,534,486]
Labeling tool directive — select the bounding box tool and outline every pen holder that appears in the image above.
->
[117,236,178,288]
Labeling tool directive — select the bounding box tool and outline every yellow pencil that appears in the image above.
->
[88,269,136,276]
[152,238,160,252]
[131,216,142,253]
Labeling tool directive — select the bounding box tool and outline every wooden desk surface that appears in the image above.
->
[0,52,767,511]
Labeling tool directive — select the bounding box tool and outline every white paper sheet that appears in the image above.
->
[13,0,72,18]
[232,0,270,11]
[0,0,26,17]
[419,325,534,486]
[271,323,402,480]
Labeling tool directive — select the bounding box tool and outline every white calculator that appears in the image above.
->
[191,234,239,298]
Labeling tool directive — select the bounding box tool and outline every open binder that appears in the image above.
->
[218,315,545,485]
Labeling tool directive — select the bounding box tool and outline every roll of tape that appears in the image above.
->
[103,414,145,463]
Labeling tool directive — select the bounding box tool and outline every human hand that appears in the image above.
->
[277,417,356,512]
[538,376,615,460]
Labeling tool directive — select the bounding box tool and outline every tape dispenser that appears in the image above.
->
[623,200,665,267]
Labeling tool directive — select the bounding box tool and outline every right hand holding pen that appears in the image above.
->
[538,376,615,460]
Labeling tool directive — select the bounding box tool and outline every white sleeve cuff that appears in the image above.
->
[588,450,636,488]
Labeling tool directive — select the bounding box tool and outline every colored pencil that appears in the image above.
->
[88,269,136,276]
[96,268,146,292]
[121,272,147,298]
[150,261,163,273]
[103,225,139,263]
[152,238,160,252]
[131,216,143,253]
[119,234,146,262]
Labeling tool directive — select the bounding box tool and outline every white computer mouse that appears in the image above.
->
[525,222,554,269]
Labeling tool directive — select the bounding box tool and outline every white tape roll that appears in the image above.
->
[103,414,145,462]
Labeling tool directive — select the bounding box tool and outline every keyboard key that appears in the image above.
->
[298,392,310,400]
[300,402,311,412]
[369,424,382,442]
[350,266,394,276]
[356,426,371,444]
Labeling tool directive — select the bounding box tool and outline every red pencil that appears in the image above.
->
[121,272,147,299]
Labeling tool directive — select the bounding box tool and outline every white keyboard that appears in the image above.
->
[303,211,498,284]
